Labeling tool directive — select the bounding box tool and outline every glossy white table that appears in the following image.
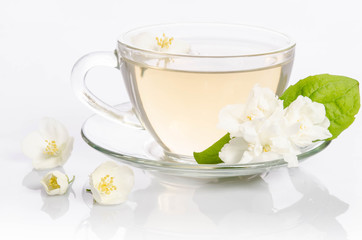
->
[1,0,361,239]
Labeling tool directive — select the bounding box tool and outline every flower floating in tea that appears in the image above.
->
[131,32,190,54]
[194,74,360,166]
[156,33,174,49]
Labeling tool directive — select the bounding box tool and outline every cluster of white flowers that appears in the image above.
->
[22,118,134,205]
[218,85,332,167]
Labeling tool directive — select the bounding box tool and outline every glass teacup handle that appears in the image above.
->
[71,51,144,129]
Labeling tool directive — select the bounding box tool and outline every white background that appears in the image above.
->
[1,0,362,239]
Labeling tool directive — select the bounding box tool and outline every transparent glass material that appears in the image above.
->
[72,23,296,159]
[81,106,331,178]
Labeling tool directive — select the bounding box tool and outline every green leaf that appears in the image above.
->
[280,74,360,140]
[193,133,231,164]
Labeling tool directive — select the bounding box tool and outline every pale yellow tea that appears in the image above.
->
[122,60,292,156]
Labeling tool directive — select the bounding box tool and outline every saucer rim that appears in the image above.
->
[81,113,331,174]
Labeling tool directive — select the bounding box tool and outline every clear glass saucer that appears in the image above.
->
[81,111,331,178]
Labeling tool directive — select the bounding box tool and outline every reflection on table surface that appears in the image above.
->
[72,167,347,240]
[23,167,75,220]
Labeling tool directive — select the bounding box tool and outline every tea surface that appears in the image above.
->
[122,60,293,156]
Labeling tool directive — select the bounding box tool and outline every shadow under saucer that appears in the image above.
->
[122,168,348,240]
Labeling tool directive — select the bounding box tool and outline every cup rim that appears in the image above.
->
[117,22,296,58]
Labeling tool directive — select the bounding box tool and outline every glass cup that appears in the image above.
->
[71,23,295,159]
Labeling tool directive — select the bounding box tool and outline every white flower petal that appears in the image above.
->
[219,137,248,164]
[285,95,332,147]
[270,137,288,152]
[217,103,245,136]
[131,32,158,51]
[237,151,251,163]
[22,118,73,169]
[31,138,73,170]
[160,39,191,54]
[303,101,326,124]
[256,151,281,163]
[218,85,283,139]
[38,117,69,144]
[292,125,332,147]
[244,85,283,120]
[320,117,331,129]
[284,96,305,122]
[132,32,190,54]
[22,131,45,161]
[59,137,74,166]
[40,170,69,195]
[90,161,134,205]
[283,154,299,168]
[239,121,259,142]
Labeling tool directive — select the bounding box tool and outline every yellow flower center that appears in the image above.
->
[263,144,271,152]
[257,106,266,113]
[44,140,59,156]
[156,33,174,49]
[246,112,256,121]
[97,175,117,195]
[48,175,60,190]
